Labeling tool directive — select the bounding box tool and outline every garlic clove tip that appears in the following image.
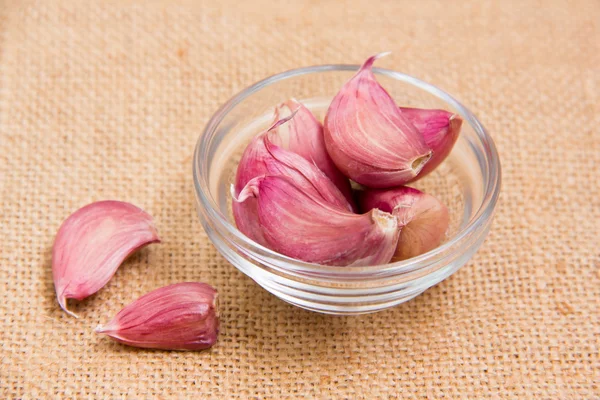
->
[368,51,392,63]
[57,296,79,319]
[268,107,300,131]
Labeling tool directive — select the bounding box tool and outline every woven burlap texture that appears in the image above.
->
[1,0,598,398]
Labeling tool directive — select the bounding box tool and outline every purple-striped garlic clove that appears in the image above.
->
[324,53,432,188]
[233,113,354,245]
[234,175,399,266]
[358,186,449,261]
[269,98,355,209]
[52,201,160,317]
[399,107,463,181]
[96,282,219,351]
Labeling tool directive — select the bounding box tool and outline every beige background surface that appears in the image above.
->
[1,0,599,398]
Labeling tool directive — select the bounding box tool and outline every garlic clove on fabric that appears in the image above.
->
[96,282,219,351]
[52,201,160,317]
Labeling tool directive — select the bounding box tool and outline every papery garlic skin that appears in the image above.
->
[270,99,354,207]
[52,201,160,317]
[358,186,449,261]
[324,53,432,188]
[235,175,399,266]
[400,107,463,181]
[96,282,218,351]
[233,114,354,245]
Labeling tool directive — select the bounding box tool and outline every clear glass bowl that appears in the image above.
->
[193,65,501,315]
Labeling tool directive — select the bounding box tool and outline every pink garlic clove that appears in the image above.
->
[52,201,160,317]
[96,282,219,351]
[233,113,354,245]
[324,53,432,188]
[270,98,355,209]
[234,175,399,266]
[399,107,463,181]
[358,186,449,261]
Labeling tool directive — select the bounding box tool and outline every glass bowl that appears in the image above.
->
[193,65,501,315]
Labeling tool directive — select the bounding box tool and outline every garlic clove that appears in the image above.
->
[233,113,354,245]
[358,186,449,261]
[269,98,355,208]
[263,137,353,211]
[400,107,463,181]
[324,53,432,188]
[96,282,219,351]
[235,175,399,266]
[52,201,160,317]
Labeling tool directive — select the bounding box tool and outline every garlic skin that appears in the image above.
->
[358,186,449,261]
[270,99,354,207]
[52,201,160,317]
[96,282,218,351]
[324,53,432,188]
[400,107,463,181]
[233,114,354,245]
[235,175,399,266]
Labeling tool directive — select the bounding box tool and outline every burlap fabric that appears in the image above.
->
[1,0,598,398]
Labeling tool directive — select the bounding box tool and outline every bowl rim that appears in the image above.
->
[193,63,501,275]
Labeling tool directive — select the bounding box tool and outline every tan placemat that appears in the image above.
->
[1,0,599,398]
